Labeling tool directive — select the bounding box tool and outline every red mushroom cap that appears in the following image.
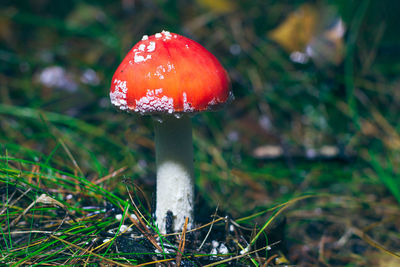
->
[110,31,231,114]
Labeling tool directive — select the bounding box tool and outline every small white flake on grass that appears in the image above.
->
[219,243,228,254]
[240,246,250,255]
[119,224,131,233]
[115,214,123,221]
[212,240,219,248]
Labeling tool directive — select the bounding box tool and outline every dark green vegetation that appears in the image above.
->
[1,0,400,266]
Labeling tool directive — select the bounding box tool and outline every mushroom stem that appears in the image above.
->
[154,115,194,233]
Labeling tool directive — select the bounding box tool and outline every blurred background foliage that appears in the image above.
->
[1,0,400,265]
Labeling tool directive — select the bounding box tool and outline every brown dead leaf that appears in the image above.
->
[268,4,318,52]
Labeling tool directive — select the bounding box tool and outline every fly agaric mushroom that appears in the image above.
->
[110,30,231,233]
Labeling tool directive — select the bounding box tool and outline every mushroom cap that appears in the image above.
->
[110,31,231,114]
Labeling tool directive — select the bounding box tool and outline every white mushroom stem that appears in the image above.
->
[154,115,194,233]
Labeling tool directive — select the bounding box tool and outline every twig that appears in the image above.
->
[264,254,278,266]
[160,217,225,239]
[176,217,188,267]
[59,138,84,177]
[50,235,134,267]
[352,227,400,259]
[0,188,30,216]
[123,185,164,252]
[198,205,219,251]
[4,193,65,231]
[93,167,127,184]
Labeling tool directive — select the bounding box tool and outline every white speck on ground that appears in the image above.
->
[219,243,229,254]
[212,240,219,248]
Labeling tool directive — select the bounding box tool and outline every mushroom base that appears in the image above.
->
[154,115,194,233]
